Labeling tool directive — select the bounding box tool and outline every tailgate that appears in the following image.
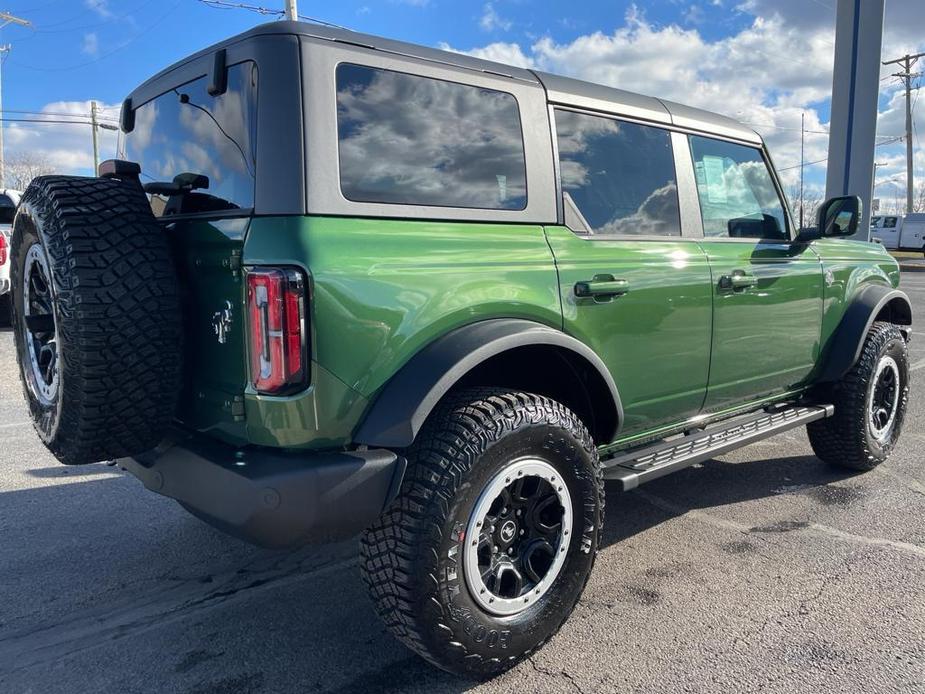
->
[166,217,249,442]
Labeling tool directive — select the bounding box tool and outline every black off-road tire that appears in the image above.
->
[808,321,909,471]
[10,175,182,465]
[360,388,603,679]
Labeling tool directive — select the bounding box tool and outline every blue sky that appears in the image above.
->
[0,0,922,212]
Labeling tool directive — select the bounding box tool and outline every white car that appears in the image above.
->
[0,189,22,326]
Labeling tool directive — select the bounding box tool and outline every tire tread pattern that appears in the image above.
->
[807,321,908,471]
[11,175,182,465]
[360,387,602,678]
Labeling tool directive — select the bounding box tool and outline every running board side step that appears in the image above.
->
[602,404,834,491]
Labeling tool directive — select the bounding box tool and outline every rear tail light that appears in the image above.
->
[246,267,308,394]
[0,234,7,266]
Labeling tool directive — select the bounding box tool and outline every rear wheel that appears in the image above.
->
[361,388,603,678]
[10,176,182,465]
[808,321,909,471]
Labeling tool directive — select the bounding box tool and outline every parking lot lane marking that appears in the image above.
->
[808,524,925,559]
[910,358,925,372]
[635,490,925,559]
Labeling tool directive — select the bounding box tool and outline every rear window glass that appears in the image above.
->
[335,63,527,210]
[122,61,258,217]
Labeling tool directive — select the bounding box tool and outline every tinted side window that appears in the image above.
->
[555,109,680,236]
[689,136,788,240]
[335,64,527,210]
[884,217,898,228]
[0,195,14,224]
[123,62,258,217]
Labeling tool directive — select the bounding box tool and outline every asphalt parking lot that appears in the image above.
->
[1,277,924,694]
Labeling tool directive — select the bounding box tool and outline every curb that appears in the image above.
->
[898,264,925,273]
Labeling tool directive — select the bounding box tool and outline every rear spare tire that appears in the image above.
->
[10,175,182,465]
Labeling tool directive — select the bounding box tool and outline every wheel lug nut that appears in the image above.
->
[493,545,499,553]
[519,529,525,536]
[507,548,513,555]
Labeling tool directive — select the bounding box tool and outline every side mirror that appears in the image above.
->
[817,195,861,238]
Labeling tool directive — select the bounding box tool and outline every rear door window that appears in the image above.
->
[554,109,680,236]
[335,63,527,210]
[122,61,258,217]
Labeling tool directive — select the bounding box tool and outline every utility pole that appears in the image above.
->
[883,52,924,216]
[800,111,806,229]
[0,12,32,189]
[90,101,100,175]
[284,0,298,21]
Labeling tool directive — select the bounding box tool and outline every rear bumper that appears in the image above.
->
[118,432,404,548]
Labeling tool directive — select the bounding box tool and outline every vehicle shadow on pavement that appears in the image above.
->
[0,467,477,694]
[0,451,858,694]
[600,451,859,549]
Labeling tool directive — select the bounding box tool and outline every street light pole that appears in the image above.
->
[285,0,298,21]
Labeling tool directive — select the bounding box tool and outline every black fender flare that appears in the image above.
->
[817,285,912,383]
[353,319,624,448]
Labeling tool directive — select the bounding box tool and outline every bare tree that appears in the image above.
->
[788,183,824,228]
[4,152,56,191]
[914,180,925,214]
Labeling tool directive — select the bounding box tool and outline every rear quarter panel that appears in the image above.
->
[242,215,561,447]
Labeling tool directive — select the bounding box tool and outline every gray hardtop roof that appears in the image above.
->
[128,20,761,144]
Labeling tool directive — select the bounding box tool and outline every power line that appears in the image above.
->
[195,0,349,30]
[1,108,118,122]
[9,0,183,72]
[778,136,906,173]
[0,116,118,129]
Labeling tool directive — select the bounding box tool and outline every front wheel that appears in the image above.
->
[808,321,909,470]
[361,389,603,678]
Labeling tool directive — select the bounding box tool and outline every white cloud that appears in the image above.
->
[440,41,533,68]
[84,0,113,18]
[5,101,122,176]
[480,3,512,32]
[446,1,925,194]
[81,32,98,56]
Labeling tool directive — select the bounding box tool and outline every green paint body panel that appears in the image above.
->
[240,215,561,448]
[170,212,902,453]
[166,217,250,445]
[697,239,824,412]
[543,226,713,435]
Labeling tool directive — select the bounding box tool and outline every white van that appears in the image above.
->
[871,213,925,252]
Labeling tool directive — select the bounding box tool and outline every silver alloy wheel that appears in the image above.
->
[868,355,900,442]
[463,458,573,617]
[21,243,59,405]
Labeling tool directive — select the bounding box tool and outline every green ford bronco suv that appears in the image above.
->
[8,21,913,678]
